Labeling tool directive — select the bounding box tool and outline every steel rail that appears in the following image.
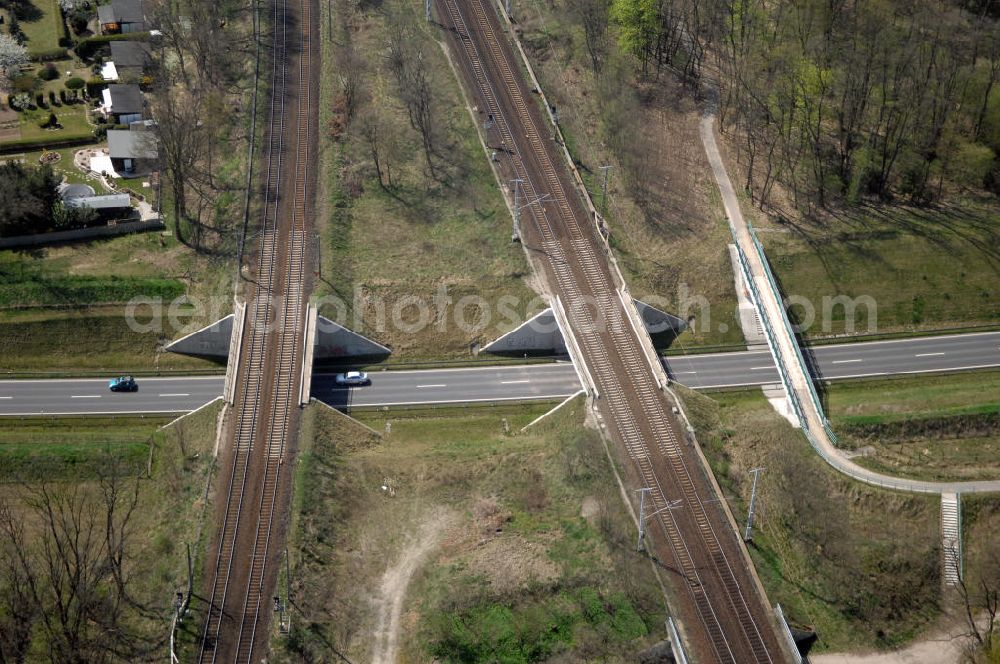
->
[438,0,778,660]
[235,0,311,651]
[197,0,290,657]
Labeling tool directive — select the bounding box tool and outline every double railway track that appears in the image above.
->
[437,0,783,660]
[196,0,312,658]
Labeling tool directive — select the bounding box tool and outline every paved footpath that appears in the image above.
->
[699,112,1000,495]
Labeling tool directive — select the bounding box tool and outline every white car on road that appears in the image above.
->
[334,371,370,386]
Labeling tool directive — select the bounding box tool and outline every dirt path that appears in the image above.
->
[811,618,976,664]
[370,509,452,664]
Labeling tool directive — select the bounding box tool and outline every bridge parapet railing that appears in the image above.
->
[748,227,842,443]
[731,232,806,428]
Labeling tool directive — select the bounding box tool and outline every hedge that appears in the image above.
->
[29,47,69,62]
[0,133,96,155]
[75,32,151,60]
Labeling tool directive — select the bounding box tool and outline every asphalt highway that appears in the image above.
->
[0,331,996,415]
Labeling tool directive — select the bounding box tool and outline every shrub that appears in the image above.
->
[75,33,150,60]
[85,78,105,96]
[68,9,90,35]
[65,76,86,91]
[48,90,59,106]
[36,93,46,108]
[0,134,95,152]
[10,93,32,111]
[39,63,60,81]
[59,89,67,104]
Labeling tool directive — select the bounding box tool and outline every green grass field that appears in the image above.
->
[824,371,1000,481]
[271,400,669,662]
[683,386,943,650]
[10,0,64,57]
[0,210,232,373]
[0,415,167,481]
[759,198,1000,337]
[826,370,1000,422]
[16,103,92,142]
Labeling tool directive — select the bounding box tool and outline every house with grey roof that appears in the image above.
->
[109,41,152,82]
[104,84,145,125]
[108,128,158,176]
[99,0,147,34]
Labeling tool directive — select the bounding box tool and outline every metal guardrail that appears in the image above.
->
[801,429,941,493]
[749,228,842,444]
[773,604,803,664]
[666,617,689,664]
[731,235,806,428]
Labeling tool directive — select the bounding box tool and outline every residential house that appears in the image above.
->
[103,84,145,125]
[108,128,158,176]
[98,0,147,34]
[108,41,152,82]
[64,194,135,220]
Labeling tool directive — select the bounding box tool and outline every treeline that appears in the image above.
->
[593,0,1000,210]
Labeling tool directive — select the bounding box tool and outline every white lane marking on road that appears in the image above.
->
[71,395,101,398]
[914,352,945,357]
[416,384,447,388]
[159,393,190,397]
[749,366,774,371]
[0,396,11,399]
[500,380,530,384]
[674,371,698,374]
[831,359,863,364]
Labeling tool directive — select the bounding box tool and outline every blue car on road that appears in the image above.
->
[109,375,138,392]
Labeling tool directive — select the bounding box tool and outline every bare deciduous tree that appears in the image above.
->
[0,468,148,664]
[386,11,440,178]
[956,548,1000,663]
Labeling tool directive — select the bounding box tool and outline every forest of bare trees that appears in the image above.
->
[0,468,151,663]
[590,0,1000,212]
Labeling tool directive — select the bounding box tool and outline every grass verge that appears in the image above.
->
[0,309,219,373]
[824,371,1000,482]
[759,197,1000,338]
[270,399,670,662]
[0,415,168,481]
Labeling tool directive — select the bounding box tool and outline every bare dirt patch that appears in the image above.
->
[371,507,454,664]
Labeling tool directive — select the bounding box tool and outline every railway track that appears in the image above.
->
[196,0,312,657]
[437,0,783,660]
